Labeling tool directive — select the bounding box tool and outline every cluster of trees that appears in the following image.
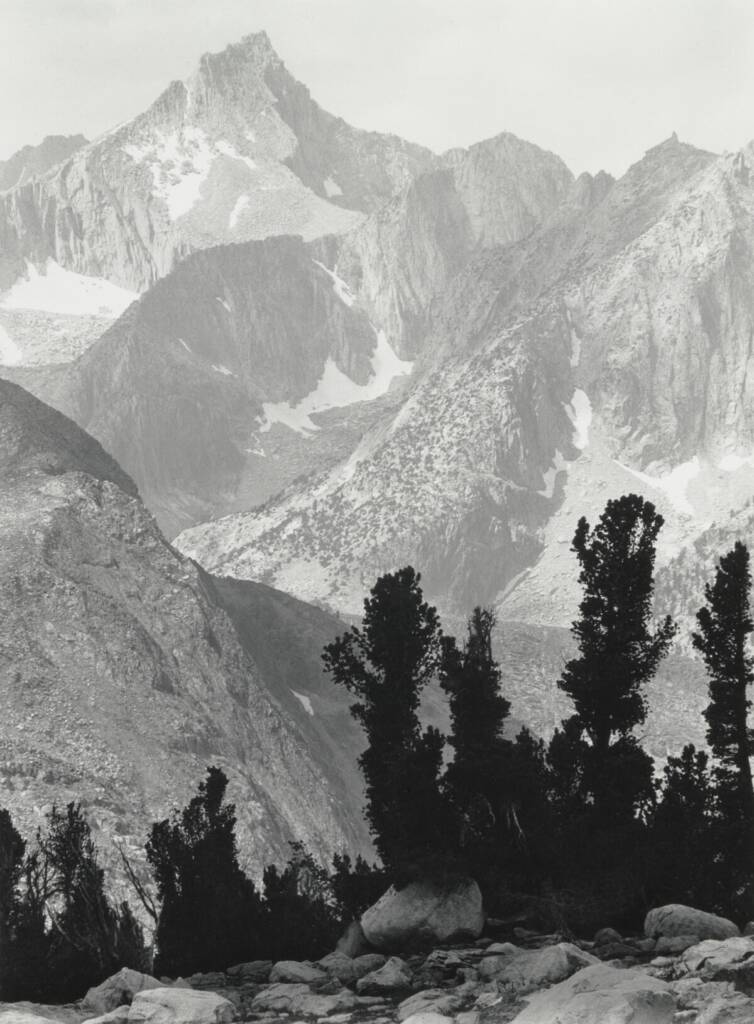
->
[0,769,385,1000]
[0,490,752,1000]
[324,494,754,931]
[0,803,148,1002]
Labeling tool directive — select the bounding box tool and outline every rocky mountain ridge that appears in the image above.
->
[0,135,88,192]
[0,377,373,886]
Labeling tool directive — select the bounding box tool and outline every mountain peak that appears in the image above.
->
[198,28,282,74]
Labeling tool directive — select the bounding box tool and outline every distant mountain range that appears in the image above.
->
[1,29,751,805]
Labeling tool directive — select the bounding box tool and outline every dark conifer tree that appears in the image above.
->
[323,567,448,874]
[0,810,24,997]
[692,541,754,917]
[650,745,716,909]
[440,608,512,867]
[147,766,263,976]
[35,803,147,1000]
[552,494,676,824]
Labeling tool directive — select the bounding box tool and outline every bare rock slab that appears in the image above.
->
[127,989,234,1024]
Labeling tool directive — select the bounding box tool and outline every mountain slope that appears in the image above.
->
[176,134,754,631]
[11,235,411,535]
[0,378,371,883]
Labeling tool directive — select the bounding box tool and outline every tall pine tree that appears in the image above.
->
[323,567,448,875]
[440,608,512,868]
[692,541,754,918]
[552,494,676,824]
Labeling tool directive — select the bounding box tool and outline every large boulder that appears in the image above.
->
[645,905,739,942]
[127,989,234,1024]
[511,964,675,1023]
[83,969,162,1016]
[355,956,413,994]
[477,942,598,995]
[361,879,484,952]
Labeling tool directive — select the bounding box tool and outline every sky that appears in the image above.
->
[2,0,754,177]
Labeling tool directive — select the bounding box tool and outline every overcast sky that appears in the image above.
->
[3,0,753,176]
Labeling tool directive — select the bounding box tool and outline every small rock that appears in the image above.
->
[270,961,329,985]
[356,956,413,995]
[352,954,387,978]
[593,927,622,945]
[400,1014,453,1024]
[251,984,311,1013]
[82,1008,131,1024]
[128,988,234,1024]
[318,952,359,986]
[226,960,272,984]
[656,934,699,955]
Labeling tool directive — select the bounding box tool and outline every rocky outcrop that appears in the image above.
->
[361,880,484,952]
[0,135,87,192]
[0,378,372,888]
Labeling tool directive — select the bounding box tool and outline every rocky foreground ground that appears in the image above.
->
[6,900,754,1024]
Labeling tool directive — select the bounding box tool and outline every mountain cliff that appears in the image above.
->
[0,378,371,883]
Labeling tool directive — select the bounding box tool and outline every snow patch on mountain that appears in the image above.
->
[260,330,413,436]
[719,452,754,472]
[312,260,356,307]
[324,177,343,198]
[0,261,138,317]
[123,127,217,220]
[565,389,592,450]
[618,456,701,516]
[0,323,22,365]
[229,194,250,229]
[291,690,315,716]
[538,450,568,499]
[215,140,257,171]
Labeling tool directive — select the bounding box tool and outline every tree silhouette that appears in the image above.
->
[552,494,676,824]
[323,567,448,874]
[147,766,263,976]
[440,608,513,870]
[693,541,754,918]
